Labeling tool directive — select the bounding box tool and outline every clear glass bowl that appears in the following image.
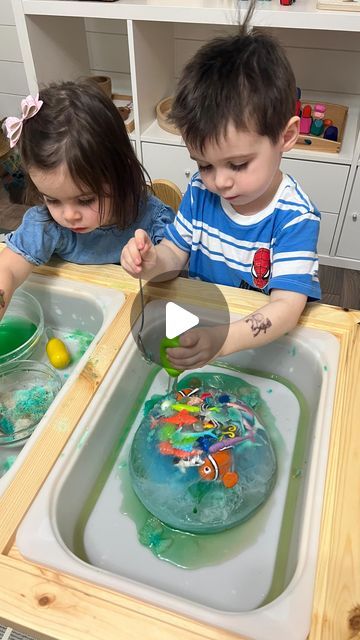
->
[0,289,44,367]
[0,360,62,445]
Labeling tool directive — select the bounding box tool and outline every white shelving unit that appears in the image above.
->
[16,0,360,31]
[11,0,360,269]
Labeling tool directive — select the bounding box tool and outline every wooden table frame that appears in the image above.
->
[0,260,359,640]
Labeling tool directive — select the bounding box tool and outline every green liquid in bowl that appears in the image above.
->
[0,316,37,358]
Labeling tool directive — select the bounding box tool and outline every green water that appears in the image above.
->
[64,330,94,363]
[117,461,275,569]
[73,364,310,606]
[0,316,37,358]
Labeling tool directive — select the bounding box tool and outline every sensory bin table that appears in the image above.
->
[0,256,359,640]
[0,271,126,491]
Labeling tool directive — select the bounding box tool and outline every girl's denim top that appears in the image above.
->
[5,194,175,265]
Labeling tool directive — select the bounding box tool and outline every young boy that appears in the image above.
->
[121,22,321,371]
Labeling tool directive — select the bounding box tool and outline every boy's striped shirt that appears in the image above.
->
[165,173,321,300]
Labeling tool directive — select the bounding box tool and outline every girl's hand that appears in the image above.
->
[166,326,220,370]
[120,229,157,277]
[0,288,6,321]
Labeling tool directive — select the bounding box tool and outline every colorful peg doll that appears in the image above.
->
[313,103,326,120]
[299,104,312,134]
[310,119,324,136]
[323,125,338,141]
[309,103,325,136]
[295,87,302,117]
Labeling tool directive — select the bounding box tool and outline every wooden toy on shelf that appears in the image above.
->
[295,87,302,117]
[295,101,347,153]
[310,119,324,136]
[299,104,312,134]
[324,125,339,141]
[310,103,325,137]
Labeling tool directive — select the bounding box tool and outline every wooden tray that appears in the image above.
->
[317,0,360,10]
[295,101,348,153]
[156,96,180,136]
[112,93,134,134]
[157,97,348,155]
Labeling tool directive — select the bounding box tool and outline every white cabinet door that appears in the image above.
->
[318,212,337,256]
[142,146,350,215]
[336,168,360,259]
[141,142,347,260]
[280,158,349,214]
[142,142,198,193]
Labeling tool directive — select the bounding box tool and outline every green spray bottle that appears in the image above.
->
[159,335,182,378]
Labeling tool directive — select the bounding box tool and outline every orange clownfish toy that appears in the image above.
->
[198,448,239,489]
[176,387,200,401]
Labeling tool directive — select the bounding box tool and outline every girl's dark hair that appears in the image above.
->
[19,80,148,228]
[170,4,296,151]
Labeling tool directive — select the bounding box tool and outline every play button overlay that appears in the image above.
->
[130,270,231,369]
[166,302,199,339]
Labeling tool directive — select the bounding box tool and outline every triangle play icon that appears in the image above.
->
[165,302,199,339]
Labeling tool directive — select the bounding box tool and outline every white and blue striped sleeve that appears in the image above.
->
[269,208,321,300]
[164,179,194,253]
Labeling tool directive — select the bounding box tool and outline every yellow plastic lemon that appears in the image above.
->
[46,337,71,369]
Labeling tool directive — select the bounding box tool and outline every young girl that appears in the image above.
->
[0,80,174,319]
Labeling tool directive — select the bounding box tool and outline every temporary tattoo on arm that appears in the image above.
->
[0,290,5,308]
[245,312,272,337]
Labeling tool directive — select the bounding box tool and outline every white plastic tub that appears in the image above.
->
[0,273,125,492]
[16,301,339,640]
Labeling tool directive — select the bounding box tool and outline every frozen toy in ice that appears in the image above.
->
[129,374,277,534]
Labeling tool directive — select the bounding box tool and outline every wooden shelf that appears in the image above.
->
[141,91,360,164]
[21,0,360,32]
[286,91,360,164]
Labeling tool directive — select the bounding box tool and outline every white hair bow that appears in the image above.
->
[3,94,43,148]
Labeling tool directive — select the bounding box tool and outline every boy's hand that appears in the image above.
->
[166,326,220,370]
[121,229,157,277]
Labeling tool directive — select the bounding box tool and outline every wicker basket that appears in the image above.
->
[156,96,180,136]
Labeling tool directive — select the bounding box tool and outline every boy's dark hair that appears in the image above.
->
[20,80,148,228]
[171,10,296,151]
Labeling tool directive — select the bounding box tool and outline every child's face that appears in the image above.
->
[29,163,112,233]
[188,122,290,215]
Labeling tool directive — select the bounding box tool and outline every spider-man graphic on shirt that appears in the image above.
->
[239,247,271,292]
[251,247,271,289]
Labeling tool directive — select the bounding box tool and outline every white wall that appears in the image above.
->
[85,18,131,94]
[0,13,130,119]
[0,0,28,118]
[173,24,360,96]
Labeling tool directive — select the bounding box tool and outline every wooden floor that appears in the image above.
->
[0,184,359,309]
[319,262,360,309]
